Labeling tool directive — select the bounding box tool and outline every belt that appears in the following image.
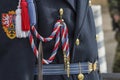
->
[34,62,98,75]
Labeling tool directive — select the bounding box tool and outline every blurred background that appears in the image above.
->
[92,0,117,73]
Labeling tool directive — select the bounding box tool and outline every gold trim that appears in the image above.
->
[78,73,84,80]
[88,62,97,73]
[88,62,93,73]
[76,38,80,46]
[89,0,92,6]
[59,8,63,20]
[96,34,99,41]
[78,62,84,80]
[93,62,97,71]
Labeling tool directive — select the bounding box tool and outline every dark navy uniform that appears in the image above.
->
[0,0,101,80]
[0,0,35,80]
[35,0,101,80]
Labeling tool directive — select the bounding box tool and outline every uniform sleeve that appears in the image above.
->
[108,0,120,17]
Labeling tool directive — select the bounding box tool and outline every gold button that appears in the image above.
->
[76,39,80,46]
[89,0,92,6]
[96,35,99,41]
[78,73,84,80]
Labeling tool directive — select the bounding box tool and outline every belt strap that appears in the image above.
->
[34,62,98,75]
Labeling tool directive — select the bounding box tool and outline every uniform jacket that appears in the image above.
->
[0,0,101,80]
[0,0,35,80]
[35,0,101,80]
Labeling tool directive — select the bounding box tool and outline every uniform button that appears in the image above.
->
[78,73,84,80]
[89,0,92,6]
[96,34,99,41]
[76,38,80,46]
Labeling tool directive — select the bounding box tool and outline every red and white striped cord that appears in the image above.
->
[29,20,70,64]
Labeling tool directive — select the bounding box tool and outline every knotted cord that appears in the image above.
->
[29,20,70,64]
[16,0,70,65]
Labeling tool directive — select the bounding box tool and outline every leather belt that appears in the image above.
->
[34,62,98,75]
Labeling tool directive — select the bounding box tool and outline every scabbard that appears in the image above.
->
[38,41,43,80]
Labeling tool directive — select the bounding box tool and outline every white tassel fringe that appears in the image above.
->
[15,0,29,38]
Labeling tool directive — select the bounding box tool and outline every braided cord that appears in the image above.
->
[29,20,70,64]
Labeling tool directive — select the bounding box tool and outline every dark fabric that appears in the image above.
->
[0,0,101,80]
[0,0,36,80]
[35,0,100,80]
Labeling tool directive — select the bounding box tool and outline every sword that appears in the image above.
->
[38,41,43,80]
